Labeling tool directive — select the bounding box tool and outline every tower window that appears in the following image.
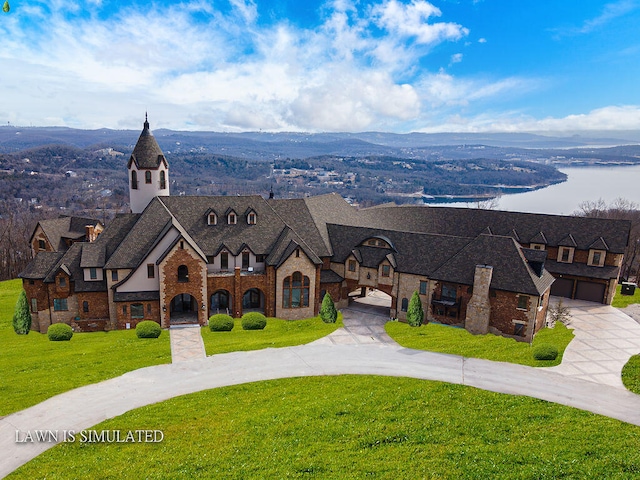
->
[145,171,152,184]
[131,170,138,190]
[178,265,189,282]
[160,170,166,190]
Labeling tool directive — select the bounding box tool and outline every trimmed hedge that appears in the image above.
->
[241,312,267,331]
[136,320,162,339]
[533,343,558,361]
[47,323,73,341]
[209,314,235,332]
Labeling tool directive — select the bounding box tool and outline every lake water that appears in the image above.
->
[429,164,640,215]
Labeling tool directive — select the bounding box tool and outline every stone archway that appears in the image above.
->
[210,290,232,316]
[170,293,199,325]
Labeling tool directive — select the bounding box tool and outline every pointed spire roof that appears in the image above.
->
[127,115,167,170]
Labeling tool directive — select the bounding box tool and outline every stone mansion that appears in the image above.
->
[20,118,631,342]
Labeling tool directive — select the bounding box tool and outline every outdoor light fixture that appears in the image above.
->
[162,306,167,312]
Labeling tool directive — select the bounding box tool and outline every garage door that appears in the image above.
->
[551,278,574,298]
[575,281,606,303]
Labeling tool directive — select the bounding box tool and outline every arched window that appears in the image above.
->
[145,171,152,184]
[159,170,166,189]
[401,298,408,312]
[283,271,310,308]
[177,265,189,283]
[131,170,138,190]
[83,301,89,313]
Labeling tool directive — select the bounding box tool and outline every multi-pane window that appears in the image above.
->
[53,298,68,311]
[558,247,574,263]
[112,270,118,282]
[221,252,229,270]
[89,267,97,280]
[147,264,155,279]
[131,303,144,319]
[228,213,237,224]
[514,323,526,337]
[38,239,46,250]
[208,213,217,225]
[401,298,408,312]
[247,212,257,225]
[145,171,152,184]
[348,260,356,272]
[242,252,250,269]
[160,170,166,189]
[517,295,528,310]
[256,255,266,263]
[283,271,310,308]
[419,281,427,295]
[441,284,456,301]
[381,265,391,277]
[83,301,89,313]
[131,170,138,189]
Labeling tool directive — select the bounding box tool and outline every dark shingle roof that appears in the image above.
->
[127,118,167,170]
[545,260,620,280]
[19,252,63,279]
[33,216,101,251]
[114,291,160,302]
[430,235,556,296]
[357,205,630,253]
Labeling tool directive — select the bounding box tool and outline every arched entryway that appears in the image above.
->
[347,287,393,318]
[170,293,198,324]
[242,288,264,314]
[210,290,232,315]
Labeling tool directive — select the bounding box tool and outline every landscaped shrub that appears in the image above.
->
[241,312,267,330]
[406,291,424,327]
[47,323,73,341]
[533,343,558,361]
[136,320,162,339]
[13,290,32,335]
[319,293,338,323]
[209,314,235,332]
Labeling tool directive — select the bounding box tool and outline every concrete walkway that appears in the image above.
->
[169,325,206,363]
[4,295,640,477]
[547,297,640,387]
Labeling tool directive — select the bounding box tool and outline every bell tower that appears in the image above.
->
[127,114,170,213]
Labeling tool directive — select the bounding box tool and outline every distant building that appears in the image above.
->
[20,117,630,342]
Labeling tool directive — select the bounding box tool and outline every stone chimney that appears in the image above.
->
[465,265,493,335]
[85,225,96,243]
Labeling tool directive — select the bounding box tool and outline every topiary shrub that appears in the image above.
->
[209,314,234,332]
[241,312,267,330]
[136,320,162,339]
[47,323,73,341]
[13,290,32,335]
[406,291,425,327]
[533,343,558,361]
[319,293,338,324]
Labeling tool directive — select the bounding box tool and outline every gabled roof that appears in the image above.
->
[19,252,63,280]
[357,205,630,253]
[430,235,555,296]
[589,236,609,250]
[127,117,167,170]
[31,216,102,252]
[558,233,577,247]
[38,243,107,292]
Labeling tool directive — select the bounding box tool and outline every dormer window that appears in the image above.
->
[228,212,237,225]
[557,246,574,263]
[588,250,606,267]
[247,212,257,225]
[530,243,545,251]
[208,213,217,225]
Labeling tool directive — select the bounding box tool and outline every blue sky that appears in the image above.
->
[1,0,639,132]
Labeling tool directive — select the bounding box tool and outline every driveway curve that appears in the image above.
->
[3,341,640,478]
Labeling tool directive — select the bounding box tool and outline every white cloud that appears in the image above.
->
[450,53,463,65]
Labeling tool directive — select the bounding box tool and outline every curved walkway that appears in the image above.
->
[3,296,640,477]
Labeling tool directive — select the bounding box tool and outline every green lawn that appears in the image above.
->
[386,321,574,367]
[201,313,342,356]
[10,375,640,479]
[612,283,640,308]
[623,355,640,394]
[0,279,171,416]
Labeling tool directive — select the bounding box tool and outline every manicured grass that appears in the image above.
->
[612,284,640,308]
[201,313,343,356]
[386,321,574,367]
[0,279,171,417]
[10,376,640,479]
[622,355,640,394]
